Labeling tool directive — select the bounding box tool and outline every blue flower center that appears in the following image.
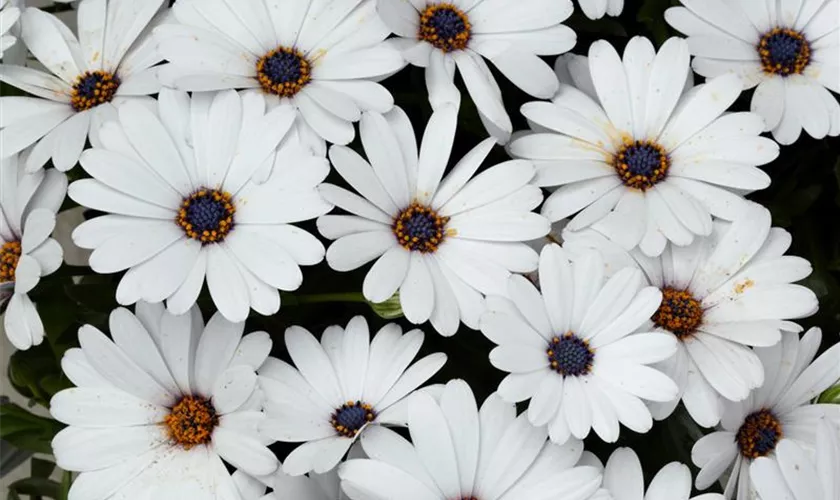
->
[332,402,376,438]
[71,70,120,112]
[256,46,311,97]
[759,28,811,76]
[419,4,471,52]
[613,140,670,190]
[393,203,449,253]
[176,189,235,244]
[547,333,594,377]
[737,409,783,459]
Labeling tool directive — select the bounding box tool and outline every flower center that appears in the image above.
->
[419,4,471,52]
[176,188,236,244]
[256,46,312,97]
[70,70,120,112]
[736,409,783,459]
[758,28,811,76]
[547,333,595,377]
[652,287,703,340]
[164,396,218,449]
[0,241,22,284]
[613,139,670,190]
[393,202,450,253]
[332,401,376,438]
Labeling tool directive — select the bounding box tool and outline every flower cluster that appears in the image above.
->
[0,1,838,500]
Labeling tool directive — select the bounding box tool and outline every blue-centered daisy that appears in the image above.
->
[0,0,167,172]
[259,316,446,475]
[338,379,603,500]
[68,89,332,323]
[562,203,819,429]
[666,0,840,145]
[508,37,779,257]
[317,105,551,336]
[1,155,67,350]
[376,0,577,143]
[49,302,278,500]
[154,0,404,155]
[479,244,679,444]
[691,328,840,500]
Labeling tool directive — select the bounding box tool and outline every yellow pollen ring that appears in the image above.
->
[392,202,450,253]
[0,241,22,284]
[758,27,811,76]
[256,46,312,98]
[175,189,236,244]
[70,70,120,112]
[652,287,703,340]
[611,138,670,191]
[418,3,472,53]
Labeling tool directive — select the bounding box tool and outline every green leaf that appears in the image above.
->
[31,458,56,479]
[7,477,61,499]
[0,403,64,455]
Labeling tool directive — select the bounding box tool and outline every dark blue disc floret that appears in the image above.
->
[176,189,235,244]
[419,3,471,52]
[332,401,376,438]
[393,202,449,253]
[547,333,595,377]
[736,409,783,459]
[256,46,311,97]
[759,28,811,76]
[613,139,670,190]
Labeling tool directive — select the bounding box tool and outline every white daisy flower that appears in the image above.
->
[0,0,20,58]
[576,0,624,20]
[750,419,840,500]
[1,155,67,350]
[317,105,550,336]
[339,379,603,500]
[479,243,679,444]
[49,302,279,500]
[0,0,167,172]
[591,447,725,500]
[691,327,840,500]
[154,0,404,155]
[563,203,820,428]
[508,37,779,257]
[68,89,332,323]
[259,316,446,476]
[376,0,577,143]
[665,0,840,145]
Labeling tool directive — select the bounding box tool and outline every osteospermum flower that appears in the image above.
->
[259,316,446,475]
[0,1,166,171]
[590,448,724,500]
[750,419,840,500]
[376,0,577,142]
[508,37,779,257]
[339,379,603,500]
[0,0,20,58]
[154,0,404,154]
[0,156,67,350]
[666,0,840,145]
[49,302,278,499]
[691,328,840,500]
[576,0,623,20]
[563,203,819,428]
[317,105,550,336]
[480,244,679,444]
[69,89,332,322]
